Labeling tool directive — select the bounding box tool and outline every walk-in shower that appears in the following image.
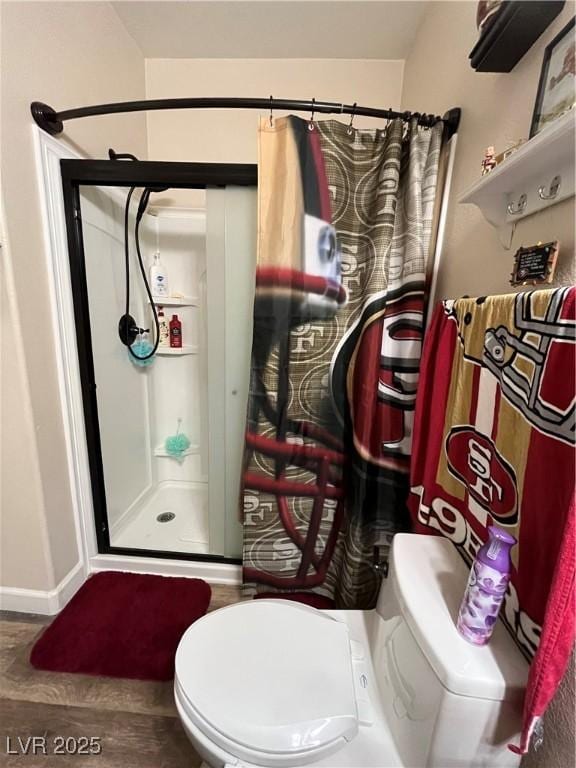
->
[62,159,256,562]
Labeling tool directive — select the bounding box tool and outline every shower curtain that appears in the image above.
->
[242,114,444,607]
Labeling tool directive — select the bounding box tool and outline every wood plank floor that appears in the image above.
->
[0,584,245,767]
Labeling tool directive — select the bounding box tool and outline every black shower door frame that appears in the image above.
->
[61,158,257,563]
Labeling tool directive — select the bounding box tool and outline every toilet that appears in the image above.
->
[174,534,528,767]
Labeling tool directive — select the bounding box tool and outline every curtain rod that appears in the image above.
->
[31,98,461,139]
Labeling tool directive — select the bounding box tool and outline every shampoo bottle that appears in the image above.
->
[169,314,182,348]
[457,526,516,646]
[150,252,169,298]
[157,306,170,347]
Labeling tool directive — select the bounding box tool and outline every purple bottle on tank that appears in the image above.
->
[457,526,516,646]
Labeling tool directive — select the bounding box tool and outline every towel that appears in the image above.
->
[509,494,575,754]
[408,286,575,753]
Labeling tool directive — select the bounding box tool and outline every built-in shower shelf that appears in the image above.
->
[149,296,199,307]
[156,345,198,356]
[153,444,201,458]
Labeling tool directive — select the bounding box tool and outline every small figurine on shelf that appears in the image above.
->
[481,146,497,175]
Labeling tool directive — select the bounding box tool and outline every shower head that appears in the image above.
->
[136,188,152,223]
[136,186,170,223]
[118,176,169,363]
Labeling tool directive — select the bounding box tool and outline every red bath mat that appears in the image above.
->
[30,571,211,681]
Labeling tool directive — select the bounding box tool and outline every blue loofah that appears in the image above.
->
[129,338,155,367]
[165,419,191,459]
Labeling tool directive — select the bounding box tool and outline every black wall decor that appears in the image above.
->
[530,16,576,137]
[470,1,565,73]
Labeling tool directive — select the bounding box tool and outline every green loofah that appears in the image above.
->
[164,419,191,460]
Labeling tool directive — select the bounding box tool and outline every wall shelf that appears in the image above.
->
[469,1,565,73]
[156,345,198,356]
[154,444,200,458]
[459,110,575,229]
[149,296,199,307]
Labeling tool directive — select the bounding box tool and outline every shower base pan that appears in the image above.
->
[112,481,209,555]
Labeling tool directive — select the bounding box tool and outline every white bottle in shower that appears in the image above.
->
[157,306,170,347]
[150,251,169,298]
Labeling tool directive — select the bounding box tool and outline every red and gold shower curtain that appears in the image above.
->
[242,115,444,607]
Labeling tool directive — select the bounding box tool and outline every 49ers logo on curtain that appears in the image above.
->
[336,284,425,474]
[445,426,518,525]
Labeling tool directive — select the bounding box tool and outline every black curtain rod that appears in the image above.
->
[31,98,461,139]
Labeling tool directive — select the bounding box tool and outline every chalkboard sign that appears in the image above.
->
[510,241,559,286]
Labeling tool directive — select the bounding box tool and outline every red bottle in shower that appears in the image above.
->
[169,314,182,348]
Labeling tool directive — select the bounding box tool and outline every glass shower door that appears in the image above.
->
[206,187,257,558]
[80,185,155,549]
[75,177,256,561]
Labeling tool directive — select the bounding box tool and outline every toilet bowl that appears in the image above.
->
[175,534,528,767]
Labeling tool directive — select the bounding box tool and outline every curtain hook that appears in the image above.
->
[347,102,357,135]
[269,95,274,127]
[386,107,393,129]
[308,98,316,131]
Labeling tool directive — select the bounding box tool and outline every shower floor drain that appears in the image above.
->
[156,512,176,523]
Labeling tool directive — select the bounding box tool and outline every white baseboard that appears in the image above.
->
[0,555,240,616]
[0,561,86,616]
[89,554,241,585]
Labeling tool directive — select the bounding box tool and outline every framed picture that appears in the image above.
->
[530,16,575,138]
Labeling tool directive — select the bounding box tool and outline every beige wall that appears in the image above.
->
[0,1,147,591]
[0,218,54,591]
[402,1,575,300]
[146,58,404,162]
[402,3,575,765]
[145,58,404,205]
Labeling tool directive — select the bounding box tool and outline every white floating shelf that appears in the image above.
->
[156,345,198,356]
[459,110,575,229]
[153,444,200,458]
[149,296,199,307]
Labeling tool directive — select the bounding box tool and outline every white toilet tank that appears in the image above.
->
[369,534,528,768]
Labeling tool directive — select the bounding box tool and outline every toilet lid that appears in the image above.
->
[175,600,359,766]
